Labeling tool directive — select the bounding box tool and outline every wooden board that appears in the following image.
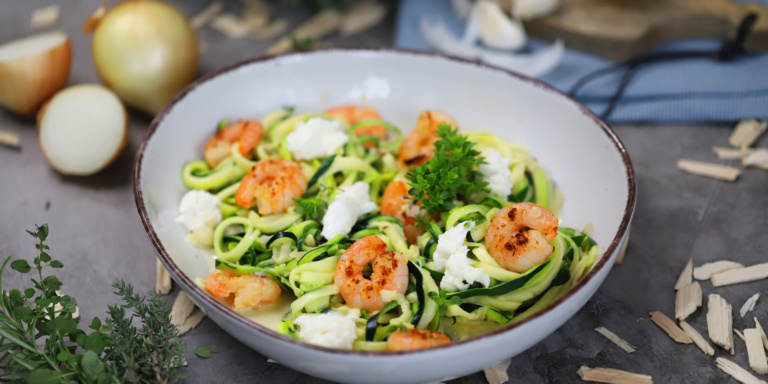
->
[522,0,768,61]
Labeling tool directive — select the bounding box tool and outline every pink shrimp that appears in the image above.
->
[234,158,307,215]
[204,120,263,168]
[485,202,559,273]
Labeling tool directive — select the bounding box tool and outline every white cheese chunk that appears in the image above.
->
[479,147,513,199]
[433,221,475,271]
[433,221,490,292]
[294,312,358,349]
[321,182,377,240]
[176,190,222,247]
[286,117,348,160]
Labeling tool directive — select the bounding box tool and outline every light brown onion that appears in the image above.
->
[88,1,198,115]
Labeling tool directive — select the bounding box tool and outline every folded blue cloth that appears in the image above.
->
[395,0,768,123]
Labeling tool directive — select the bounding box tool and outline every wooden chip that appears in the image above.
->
[753,318,768,351]
[595,327,636,353]
[716,358,768,384]
[156,260,172,295]
[712,263,768,287]
[745,328,768,374]
[249,19,289,40]
[177,309,206,335]
[743,149,768,170]
[211,13,253,39]
[741,293,760,318]
[191,1,223,29]
[615,230,630,265]
[674,259,693,290]
[677,159,740,182]
[170,291,197,328]
[31,5,60,28]
[340,1,388,36]
[483,359,511,384]
[242,0,270,29]
[0,130,20,148]
[730,120,767,149]
[267,10,341,55]
[713,146,754,160]
[649,311,692,344]
[675,281,702,320]
[707,294,734,354]
[577,366,653,384]
[679,320,715,356]
[736,329,747,342]
[693,261,744,280]
[82,1,108,35]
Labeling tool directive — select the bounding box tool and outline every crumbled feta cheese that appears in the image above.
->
[176,190,222,247]
[479,147,513,199]
[294,312,358,349]
[286,117,348,160]
[321,182,377,239]
[432,221,491,292]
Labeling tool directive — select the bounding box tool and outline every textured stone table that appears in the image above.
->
[2,1,767,383]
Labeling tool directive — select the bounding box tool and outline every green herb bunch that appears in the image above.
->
[407,124,489,223]
[0,224,185,384]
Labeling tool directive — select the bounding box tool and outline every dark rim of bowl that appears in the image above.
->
[133,47,636,356]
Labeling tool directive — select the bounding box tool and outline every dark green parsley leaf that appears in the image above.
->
[293,193,328,221]
[290,35,316,51]
[195,345,213,359]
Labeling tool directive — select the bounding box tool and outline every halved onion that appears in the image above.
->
[38,85,128,176]
[0,31,71,116]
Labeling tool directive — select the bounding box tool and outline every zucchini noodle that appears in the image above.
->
[177,107,599,351]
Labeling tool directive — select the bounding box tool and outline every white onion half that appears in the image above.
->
[0,31,71,116]
[38,85,128,176]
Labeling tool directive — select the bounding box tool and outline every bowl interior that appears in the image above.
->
[136,49,633,358]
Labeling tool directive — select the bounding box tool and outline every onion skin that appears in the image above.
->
[91,1,198,115]
[0,37,71,116]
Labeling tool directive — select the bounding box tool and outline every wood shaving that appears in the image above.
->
[674,259,693,290]
[177,309,206,335]
[679,320,715,356]
[649,311,692,344]
[483,359,511,384]
[595,326,636,353]
[191,1,223,29]
[242,0,270,29]
[211,13,253,39]
[729,119,767,149]
[31,5,60,28]
[744,328,768,374]
[742,149,768,170]
[675,281,702,320]
[249,19,289,40]
[716,358,768,384]
[156,259,172,295]
[693,261,744,280]
[753,318,768,351]
[736,329,747,342]
[713,146,754,160]
[615,230,630,265]
[711,263,768,287]
[741,293,760,318]
[340,1,388,36]
[677,159,740,182]
[267,10,341,55]
[82,1,108,35]
[0,130,20,148]
[707,294,734,354]
[170,291,197,328]
[577,366,653,384]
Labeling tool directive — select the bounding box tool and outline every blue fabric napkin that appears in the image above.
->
[395,0,768,123]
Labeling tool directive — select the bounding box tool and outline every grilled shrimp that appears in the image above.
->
[204,270,282,310]
[234,158,307,215]
[334,235,409,312]
[387,328,451,351]
[205,121,263,168]
[381,180,421,244]
[398,111,457,167]
[325,106,387,145]
[485,202,559,273]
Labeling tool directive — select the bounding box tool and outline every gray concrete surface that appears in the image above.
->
[2,1,768,383]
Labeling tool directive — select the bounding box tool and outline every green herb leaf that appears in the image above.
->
[89,317,102,331]
[293,191,328,221]
[195,345,213,359]
[24,368,65,384]
[37,224,49,241]
[11,259,31,273]
[290,35,316,51]
[24,288,35,298]
[50,260,63,269]
[39,252,51,262]
[81,350,105,380]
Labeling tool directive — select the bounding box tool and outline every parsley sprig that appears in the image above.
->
[407,124,489,222]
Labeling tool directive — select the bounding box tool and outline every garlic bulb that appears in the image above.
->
[476,0,526,51]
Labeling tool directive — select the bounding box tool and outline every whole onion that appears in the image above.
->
[88,1,198,115]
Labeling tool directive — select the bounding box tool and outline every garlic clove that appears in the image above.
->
[477,0,526,51]
[513,0,561,20]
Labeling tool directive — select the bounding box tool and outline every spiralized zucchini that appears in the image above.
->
[178,108,598,351]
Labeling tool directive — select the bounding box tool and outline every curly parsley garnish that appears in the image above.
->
[407,124,489,221]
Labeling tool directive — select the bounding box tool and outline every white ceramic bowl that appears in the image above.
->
[134,48,635,384]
